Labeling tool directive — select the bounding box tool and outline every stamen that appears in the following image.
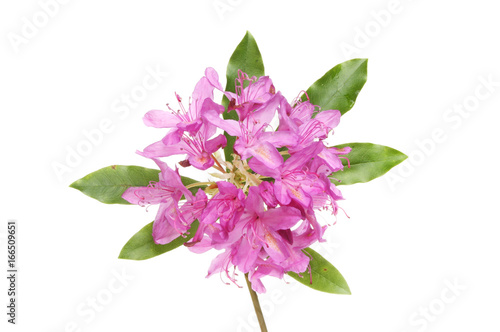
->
[330,177,341,183]
[339,156,351,168]
[338,206,350,219]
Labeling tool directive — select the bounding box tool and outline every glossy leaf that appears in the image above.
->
[331,143,407,185]
[305,58,367,115]
[119,221,199,260]
[288,247,351,294]
[222,31,265,162]
[70,165,199,204]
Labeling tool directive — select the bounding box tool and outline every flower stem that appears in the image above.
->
[185,182,214,189]
[211,154,226,173]
[244,273,268,332]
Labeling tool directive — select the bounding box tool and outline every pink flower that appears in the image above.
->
[234,187,304,272]
[248,142,325,208]
[126,68,351,292]
[225,70,275,121]
[143,68,223,135]
[278,95,342,153]
[139,68,226,170]
[140,123,226,170]
[192,186,316,293]
[200,182,246,230]
[276,93,315,132]
[122,159,206,244]
[204,92,297,169]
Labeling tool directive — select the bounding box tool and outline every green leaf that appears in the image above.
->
[331,143,407,186]
[70,165,200,204]
[222,31,265,162]
[305,58,368,115]
[288,247,351,294]
[119,221,199,260]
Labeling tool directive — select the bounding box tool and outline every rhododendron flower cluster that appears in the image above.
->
[122,68,351,293]
[69,32,408,332]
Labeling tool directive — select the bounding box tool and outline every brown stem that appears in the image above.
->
[211,154,225,172]
[244,273,268,332]
[211,164,225,173]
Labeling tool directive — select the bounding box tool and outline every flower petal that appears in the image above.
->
[122,186,165,206]
[262,206,302,230]
[260,130,298,148]
[143,110,180,128]
[247,141,283,169]
[317,145,344,172]
[262,229,291,263]
[273,180,291,206]
[205,134,227,154]
[140,141,184,159]
[233,239,260,273]
[205,67,223,91]
[152,204,182,245]
[314,109,341,130]
[248,157,281,178]
[249,92,282,129]
[203,110,242,137]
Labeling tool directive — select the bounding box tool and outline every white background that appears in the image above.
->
[1,1,499,331]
